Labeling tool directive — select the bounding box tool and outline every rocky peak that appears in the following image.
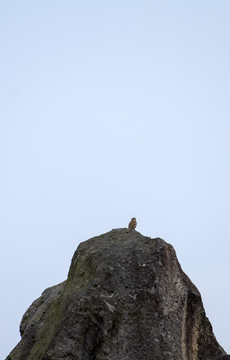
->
[6,229,229,360]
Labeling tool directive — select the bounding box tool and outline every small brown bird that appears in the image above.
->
[127,217,137,232]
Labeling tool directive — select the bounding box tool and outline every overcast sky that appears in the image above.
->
[1,1,230,358]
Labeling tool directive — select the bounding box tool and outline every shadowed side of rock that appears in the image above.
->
[6,229,227,360]
[208,356,230,360]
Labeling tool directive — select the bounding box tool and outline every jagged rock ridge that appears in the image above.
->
[6,229,229,360]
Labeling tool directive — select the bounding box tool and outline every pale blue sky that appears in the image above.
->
[1,1,230,358]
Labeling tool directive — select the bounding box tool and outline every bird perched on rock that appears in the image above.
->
[127,217,137,232]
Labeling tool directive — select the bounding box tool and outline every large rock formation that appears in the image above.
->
[6,229,228,360]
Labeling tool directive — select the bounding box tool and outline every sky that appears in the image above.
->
[1,1,230,358]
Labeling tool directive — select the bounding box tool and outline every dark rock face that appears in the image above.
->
[209,357,230,360]
[7,229,227,360]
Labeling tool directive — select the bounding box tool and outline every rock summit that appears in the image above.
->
[6,229,229,360]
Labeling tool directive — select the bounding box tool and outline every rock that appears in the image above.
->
[6,229,228,360]
[209,356,230,360]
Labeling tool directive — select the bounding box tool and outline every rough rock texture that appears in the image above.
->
[7,229,227,360]
[208,357,230,360]
[211,355,230,360]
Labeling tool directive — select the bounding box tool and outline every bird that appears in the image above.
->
[127,217,137,232]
